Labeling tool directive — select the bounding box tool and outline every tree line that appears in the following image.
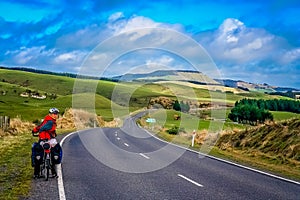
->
[236,98,300,113]
[228,98,300,125]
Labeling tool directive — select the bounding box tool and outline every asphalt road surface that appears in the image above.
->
[27,114,300,199]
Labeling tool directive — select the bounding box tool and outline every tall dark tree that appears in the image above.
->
[173,100,181,111]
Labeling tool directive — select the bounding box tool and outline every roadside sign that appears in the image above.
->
[146,118,156,123]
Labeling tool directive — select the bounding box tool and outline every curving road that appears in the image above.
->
[58,114,300,200]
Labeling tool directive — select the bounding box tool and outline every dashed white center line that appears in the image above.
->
[139,153,150,159]
[178,174,204,187]
[124,143,129,147]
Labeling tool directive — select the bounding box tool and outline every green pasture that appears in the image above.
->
[271,111,300,121]
[147,109,246,133]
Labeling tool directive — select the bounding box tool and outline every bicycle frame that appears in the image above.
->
[40,140,52,181]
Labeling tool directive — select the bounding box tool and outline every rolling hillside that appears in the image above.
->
[0,68,176,121]
[0,68,295,122]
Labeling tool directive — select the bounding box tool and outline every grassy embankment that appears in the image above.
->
[0,133,35,199]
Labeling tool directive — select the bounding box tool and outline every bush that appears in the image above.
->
[167,126,179,135]
[167,126,185,135]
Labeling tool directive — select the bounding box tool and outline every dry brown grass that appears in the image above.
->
[216,118,300,165]
[0,118,34,137]
[0,108,119,137]
[57,108,119,130]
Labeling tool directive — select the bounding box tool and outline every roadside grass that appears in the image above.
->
[209,147,300,181]
[0,127,74,200]
[141,109,300,182]
[149,126,300,181]
[0,133,35,199]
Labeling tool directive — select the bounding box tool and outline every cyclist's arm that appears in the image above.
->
[39,120,54,132]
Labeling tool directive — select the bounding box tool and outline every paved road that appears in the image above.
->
[58,115,300,200]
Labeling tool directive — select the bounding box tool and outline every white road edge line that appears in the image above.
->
[178,174,204,187]
[140,125,300,186]
[139,153,150,159]
[57,131,78,200]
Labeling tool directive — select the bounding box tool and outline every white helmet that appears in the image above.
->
[49,107,59,114]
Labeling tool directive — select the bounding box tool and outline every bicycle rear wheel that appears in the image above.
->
[45,159,50,181]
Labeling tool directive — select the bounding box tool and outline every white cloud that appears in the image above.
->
[3,45,87,72]
[6,46,51,65]
[56,24,109,49]
[108,12,125,22]
[108,15,161,36]
[193,18,300,87]
[115,55,183,75]
[280,48,300,64]
[218,18,245,43]
[73,14,204,77]
[246,38,262,50]
[198,18,289,64]
[54,51,85,64]
[146,55,174,66]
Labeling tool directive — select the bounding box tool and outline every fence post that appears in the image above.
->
[0,116,3,129]
[4,116,10,130]
[0,116,10,130]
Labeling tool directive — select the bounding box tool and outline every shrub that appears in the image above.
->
[167,126,179,135]
[167,126,185,135]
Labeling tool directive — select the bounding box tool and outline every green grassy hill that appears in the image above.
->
[0,69,176,121]
[0,68,295,122]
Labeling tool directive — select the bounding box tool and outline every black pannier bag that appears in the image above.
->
[51,143,63,164]
[31,142,44,167]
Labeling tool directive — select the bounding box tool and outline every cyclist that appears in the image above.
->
[31,108,61,178]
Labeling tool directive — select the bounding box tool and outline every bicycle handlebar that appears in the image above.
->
[32,132,39,137]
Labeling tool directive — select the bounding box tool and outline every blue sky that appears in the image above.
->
[0,0,299,88]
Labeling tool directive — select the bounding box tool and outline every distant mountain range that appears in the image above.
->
[112,70,220,85]
[112,70,299,93]
[214,79,299,93]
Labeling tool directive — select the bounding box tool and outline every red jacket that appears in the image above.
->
[32,115,57,140]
